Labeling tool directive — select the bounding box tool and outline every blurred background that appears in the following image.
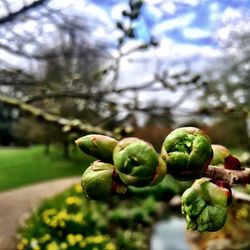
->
[0,0,250,249]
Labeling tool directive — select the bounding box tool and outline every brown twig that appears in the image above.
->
[203,165,250,186]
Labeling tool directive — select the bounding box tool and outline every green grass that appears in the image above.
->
[0,145,94,192]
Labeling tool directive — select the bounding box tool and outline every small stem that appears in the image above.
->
[203,165,250,186]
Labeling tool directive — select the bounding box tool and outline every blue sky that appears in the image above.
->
[0,0,248,121]
[87,0,249,48]
[77,0,249,113]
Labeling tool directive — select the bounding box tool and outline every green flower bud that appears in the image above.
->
[81,161,127,200]
[181,178,228,232]
[75,134,117,163]
[161,127,213,181]
[211,144,230,166]
[113,137,166,187]
[211,144,241,170]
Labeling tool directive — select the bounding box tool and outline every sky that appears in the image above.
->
[67,0,249,82]
[2,0,249,72]
[75,0,249,110]
[86,0,250,46]
[1,0,250,121]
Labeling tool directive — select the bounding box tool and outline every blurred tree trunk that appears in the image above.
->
[44,140,50,155]
[63,140,70,159]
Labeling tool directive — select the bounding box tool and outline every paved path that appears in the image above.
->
[0,177,80,250]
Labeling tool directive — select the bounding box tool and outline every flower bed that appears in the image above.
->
[17,183,167,250]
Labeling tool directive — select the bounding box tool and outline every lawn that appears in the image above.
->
[0,145,94,191]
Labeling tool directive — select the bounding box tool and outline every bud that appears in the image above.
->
[113,137,166,187]
[181,178,228,232]
[161,127,213,181]
[211,144,241,170]
[211,144,230,166]
[75,134,117,163]
[81,161,127,200]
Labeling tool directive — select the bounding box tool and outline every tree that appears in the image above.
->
[199,17,250,148]
[0,0,207,145]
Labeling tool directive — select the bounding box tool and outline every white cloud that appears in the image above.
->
[153,13,195,36]
[182,28,211,39]
[209,2,221,22]
[161,1,177,15]
[145,0,164,4]
[221,7,242,23]
[173,0,202,7]
[110,2,129,20]
[145,5,164,21]
[152,37,222,71]
[83,3,113,26]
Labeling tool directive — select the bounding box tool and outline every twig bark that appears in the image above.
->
[203,165,250,186]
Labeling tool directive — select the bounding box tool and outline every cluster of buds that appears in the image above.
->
[76,135,166,200]
[76,127,237,232]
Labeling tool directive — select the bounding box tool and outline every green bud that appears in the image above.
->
[161,127,213,181]
[75,134,117,163]
[181,178,228,232]
[126,28,135,38]
[81,161,127,200]
[113,137,166,187]
[211,144,230,166]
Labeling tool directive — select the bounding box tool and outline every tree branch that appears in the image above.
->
[0,0,49,25]
[204,165,250,186]
[0,93,114,137]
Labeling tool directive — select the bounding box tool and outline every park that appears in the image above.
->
[0,1,250,250]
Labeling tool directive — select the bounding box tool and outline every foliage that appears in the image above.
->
[17,183,167,250]
[0,146,93,191]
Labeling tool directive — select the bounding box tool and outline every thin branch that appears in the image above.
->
[25,92,104,103]
[204,165,250,186]
[0,0,49,25]
[0,93,114,137]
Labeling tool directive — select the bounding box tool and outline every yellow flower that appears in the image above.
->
[105,243,116,250]
[86,235,107,244]
[43,209,57,217]
[75,234,83,242]
[67,234,77,246]
[46,241,60,250]
[79,241,86,248]
[39,234,51,243]
[21,238,28,245]
[65,196,81,206]
[60,242,68,249]
[17,238,29,249]
[74,184,82,193]
[57,210,68,219]
[17,243,24,250]
[71,212,84,223]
